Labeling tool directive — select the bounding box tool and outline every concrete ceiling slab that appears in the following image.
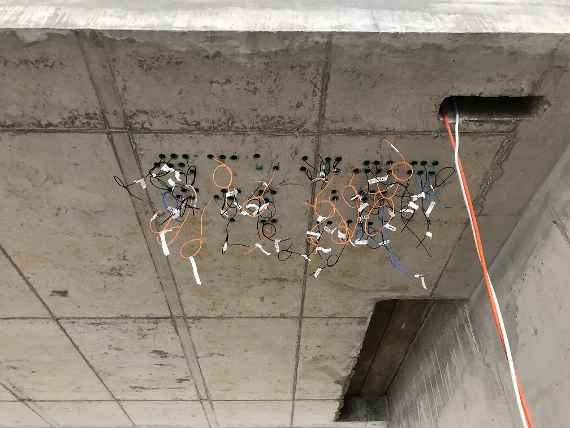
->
[61,319,198,400]
[34,401,131,427]
[296,318,368,400]
[134,133,312,316]
[0,31,103,129]
[120,400,207,427]
[0,320,111,400]
[0,133,169,317]
[309,133,501,296]
[0,252,49,317]
[292,400,341,427]
[325,33,561,132]
[103,32,326,131]
[0,402,49,427]
[0,385,16,400]
[190,319,297,400]
[213,401,291,428]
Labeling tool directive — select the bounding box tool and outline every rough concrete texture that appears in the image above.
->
[0,29,569,428]
[388,138,570,426]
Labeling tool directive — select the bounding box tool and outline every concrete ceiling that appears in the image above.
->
[1,29,569,428]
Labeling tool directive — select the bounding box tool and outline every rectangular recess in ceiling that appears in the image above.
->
[439,95,547,121]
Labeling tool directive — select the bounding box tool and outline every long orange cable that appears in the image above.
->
[443,114,534,428]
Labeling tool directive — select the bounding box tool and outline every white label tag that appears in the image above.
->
[306,231,321,239]
[316,247,332,254]
[159,231,170,256]
[412,192,426,201]
[358,202,369,213]
[426,201,436,217]
[274,239,280,253]
[189,256,202,286]
[354,239,368,246]
[316,215,326,223]
[409,201,419,210]
[384,224,397,232]
[160,164,174,173]
[402,208,414,214]
[255,243,271,256]
[313,268,322,278]
[174,170,182,182]
[167,178,176,188]
[222,241,228,253]
[134,178,147,189]
[337,231,347,240]
[426,231,433,239]
[414,274,427,290]
[226,189,238,198]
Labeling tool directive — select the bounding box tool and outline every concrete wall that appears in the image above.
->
[388,142,570,427]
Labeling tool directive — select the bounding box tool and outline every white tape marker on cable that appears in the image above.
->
[134,178,147,189]
[414,274,427,290]
[426,201,436,217]
[408,201,419,210]
[426,231,433,239]
[313,268,322,278]
[354,239,368,246]
[189,256,202,286]
[384,224,397,232]
[306,231,321,239]
[222,241,228,254]
[159,231,170,256]
[255,243,271,256]
[274,239,280,253]
[316,247,332,254]
[167,178,176,188]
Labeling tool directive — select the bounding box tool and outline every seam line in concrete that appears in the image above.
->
[289,33,333,428]
[0,383,58,427]
[0,244,135,427]
[0,126,514,137]
[76,29,217,428]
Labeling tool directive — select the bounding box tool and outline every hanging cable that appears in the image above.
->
[442,113,534,428]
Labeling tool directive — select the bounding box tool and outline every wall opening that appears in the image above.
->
[338,300,434,422]
[438,96,547,121]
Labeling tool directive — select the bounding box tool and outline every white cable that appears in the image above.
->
[454,112,528,428]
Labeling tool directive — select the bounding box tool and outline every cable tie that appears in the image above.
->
[426,200,436,217]
[306,231,321,239]
[274,239,281,253]
[384,223,397,232]
[189,256,202,286]
[316,246,332,254]
[313,268,322,278]
[426,231,433,239]
[414,274,427,290]
[133,178,147,189]
[255,243,271,256]
[408,201,420,210]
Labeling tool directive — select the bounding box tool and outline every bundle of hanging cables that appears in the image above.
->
[442,112,534,428]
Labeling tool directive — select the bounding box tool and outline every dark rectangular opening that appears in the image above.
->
[338,300,433,422]
[439,95,547,122]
